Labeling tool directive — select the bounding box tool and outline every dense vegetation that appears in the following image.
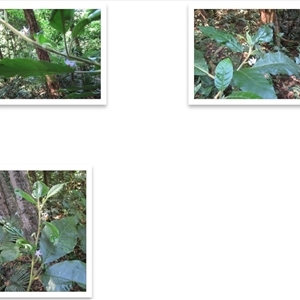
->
[194,9,300,99]
[0,170,87,292]
[0,9,100,99]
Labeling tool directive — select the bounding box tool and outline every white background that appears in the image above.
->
[2,1,300,299]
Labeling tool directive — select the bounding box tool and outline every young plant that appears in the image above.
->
[194,25,300,99]
[0,180,86,292]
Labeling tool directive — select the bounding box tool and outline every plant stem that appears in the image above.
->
[27,198,42,291]
[214,90,223,99]
[237,47,253,71]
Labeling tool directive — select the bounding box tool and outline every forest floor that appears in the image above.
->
[194,9,300,99]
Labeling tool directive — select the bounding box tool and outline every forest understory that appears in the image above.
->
[194,9,300,99]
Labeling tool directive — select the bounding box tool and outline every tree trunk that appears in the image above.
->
[23,9,60,98]
[0,171,38,242]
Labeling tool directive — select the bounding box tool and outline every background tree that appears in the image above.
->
[23,9,59,98]
[0,171,38,242]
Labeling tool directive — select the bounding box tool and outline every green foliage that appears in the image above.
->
[2,173,87,292]
[41,260,86,291]
[198,26,243,52]
[49,9,74,34]
[225,91,263,99]
[252,25,273,44]
[252,52,300,75]
[40,216,78,264]
[32,181,49,199]
[194,23,300,99]
[14,188,37,205]
[0,58,74,78]
[194,49,209,76]
[233,68,277,98]
[214,58,233,91]
[0,9,101,99]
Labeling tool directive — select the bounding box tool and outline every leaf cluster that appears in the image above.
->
[194,24,300,99]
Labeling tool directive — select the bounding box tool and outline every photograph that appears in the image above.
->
[0,5,106,105]
[189,6,300,105]
[0,169,91,298]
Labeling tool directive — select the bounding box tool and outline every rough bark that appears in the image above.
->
[0,171,38,242]
[23,9,60,98]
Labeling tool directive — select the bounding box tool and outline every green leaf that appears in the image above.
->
[0,58,74,78]
[233,68,277,99]
[252,52,300,75]
[34,32,56,48]
[88,9,101,22]
[194,82,202,96]
[214,58,233,91]
[40,216,78,264]
[246,31,253,46]
[41,260,86,292]
[49,9,74,34]
[252,25,273,44]
[46,183,65,200]
[0,244,20,262]
[72,18,90,38]
[194,49,208,75]
[225,91,263,99]
[14,188,37,205]
[44,222,60,244]
[32,181,49,199]
[199,26,243,52]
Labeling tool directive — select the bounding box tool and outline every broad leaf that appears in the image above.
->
[194,49,208,75]
[233,68,277,99]
[40,216,78,264]
[214,58,233,91]
[34,32,56,48]
[0,244,20,263]
[252,25,273,44]
[49,9,74,34]
[252,52,300,75]
[72,18,90,38]
[44,222,60,244]
[0,58,74,78]
[32,181,49,199]
[199,26,243,52]
[246,31,253,46]
[226,91,263,99]
[14,188,37,205]
[46,183,65,199]
[41,260,86,292]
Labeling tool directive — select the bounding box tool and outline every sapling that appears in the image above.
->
[14,181,66,291]
[4,180,87,292]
